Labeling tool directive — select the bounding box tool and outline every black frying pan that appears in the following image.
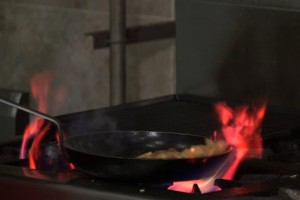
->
[0,97,231,182]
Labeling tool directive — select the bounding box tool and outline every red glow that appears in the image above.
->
[169,177,222,194]
[169,102,266,193]
[69,163,76,170]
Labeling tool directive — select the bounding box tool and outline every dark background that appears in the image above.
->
[176,0,300,108]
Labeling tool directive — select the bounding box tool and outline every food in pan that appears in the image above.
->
[136,138,229,159]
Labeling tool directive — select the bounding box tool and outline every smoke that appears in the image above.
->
[0,4,110,115]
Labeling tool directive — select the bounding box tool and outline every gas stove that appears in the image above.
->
[1,95,300,200]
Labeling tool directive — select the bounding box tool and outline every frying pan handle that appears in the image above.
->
[0,97,64,149]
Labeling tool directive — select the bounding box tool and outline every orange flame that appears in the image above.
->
[20,71,74,170]
[20,72,53,162]
[215,102,266,180]
[169,102,266,193]
[28,124,51,169]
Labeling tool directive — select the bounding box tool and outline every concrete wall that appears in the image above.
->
[0,0,175,115]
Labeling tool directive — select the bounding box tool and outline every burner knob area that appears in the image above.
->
[192,184,202,194]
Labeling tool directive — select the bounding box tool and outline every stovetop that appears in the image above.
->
[1,158,300,200]
[1,95,300,200]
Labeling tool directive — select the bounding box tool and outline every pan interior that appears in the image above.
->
[64,131,206,159]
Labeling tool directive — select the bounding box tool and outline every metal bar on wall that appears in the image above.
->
[87,22,176,49]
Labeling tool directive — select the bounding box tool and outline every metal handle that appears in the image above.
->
[0,97,64,149]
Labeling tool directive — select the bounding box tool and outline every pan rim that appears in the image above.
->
[63,130,232,161]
